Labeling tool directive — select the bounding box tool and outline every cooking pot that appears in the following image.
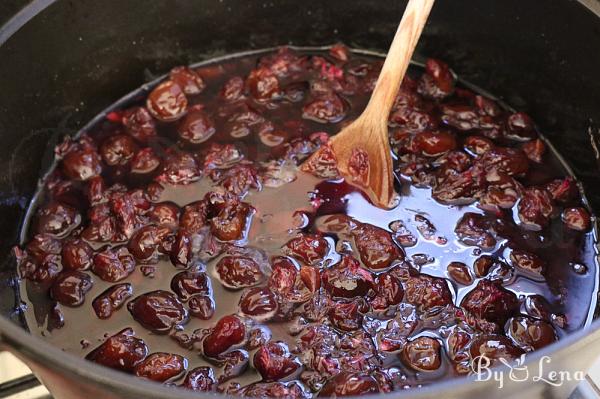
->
[1,0,600,398]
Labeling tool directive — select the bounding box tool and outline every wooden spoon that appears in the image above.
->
[302,0,435,208]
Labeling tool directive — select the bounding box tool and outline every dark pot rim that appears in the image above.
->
[1,1,600,398]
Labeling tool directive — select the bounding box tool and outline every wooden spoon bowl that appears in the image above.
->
[302,0,435,208]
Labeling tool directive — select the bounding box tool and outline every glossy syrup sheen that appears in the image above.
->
[16,46,599,396]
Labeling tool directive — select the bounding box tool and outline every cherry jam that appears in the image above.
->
[15,46,597,397]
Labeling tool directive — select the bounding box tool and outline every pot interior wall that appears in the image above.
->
[0,0,599,331]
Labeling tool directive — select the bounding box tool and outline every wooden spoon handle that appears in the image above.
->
[365,0,435,118]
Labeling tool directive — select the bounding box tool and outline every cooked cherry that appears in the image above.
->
[413,130,457,157]
[404,273,453,310]
[86,328,148,371]
[243,381,307,398]
[507,316,557,351]
[447,261,473,285]
[545,177,578,203]
[170,270,211,300]
[525,294,551,321]
[402,336,441,371]
[147,80,188,122]
[247,327,272,351]
[329,43,349,62]
[177,106,216,144]
[93,283,133,319]
[447,328,471,363]
[170,66,205,95]
[319,372,380,397]
[246,67,281,101]
[140,265,156,277]
[281,82,307,103]
[312,57,343,83]
[212,164,261,196]
[109,192,138,239]
[61,148,102,181]
[424,58,454,96]
[127,290,188,334]
[168,229,192,268]
[432,165,486,204]
[181,367,216,391]
[283,234,329,265]
[479,147,529,176]
[50,271,93,307]
[352,223,403,270]
[371,272,404,310]
[221,76,245,101]
[389,220,418,247]
[203,314,246,357]
[376,317,416,352]
[134,352,187,382]
[92,246,136,282]
[461,279,519,325]
[202,143,244,170]
[469,335,523,365]
[188,295,215,320]
[216,256,263,289]
[454,212,496,249]
[226,109,273,139]
[85,175,106,205]
[413,214,437,240]
[562,207,591,231]
[437,150,472,173]
[16,249,61,284]
[505,112,536,141]
[179,200,209,233]
[510,250,545,279]
[128,225,172,262]
[159,151,201,185]
[210,201,252,241]
[322,255,374,298]
[260,160,297,188]
[146,181,164,200]
[478,176,520,213]
[253,341,300,381]
[517,187,555,230]
[259,47,306,78]
[464,135,494,156]
[474,256,512,282]
[147,202,180,227]
[130,147,161,175]
[268,257,298,296]
[25,234,61,263]
[79,205,121,241]
[122,107,157,143]
[239,287,278,320]
[300,266,321,293]
[61,239,93,271]
[220,349,250,382]
[35,201,81,238]
[328,298,366,331]
[389,107,436,133]
[474,95,501,116]
[522,138,546,163]
[302,93,346,123]
[100,134,138,166]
